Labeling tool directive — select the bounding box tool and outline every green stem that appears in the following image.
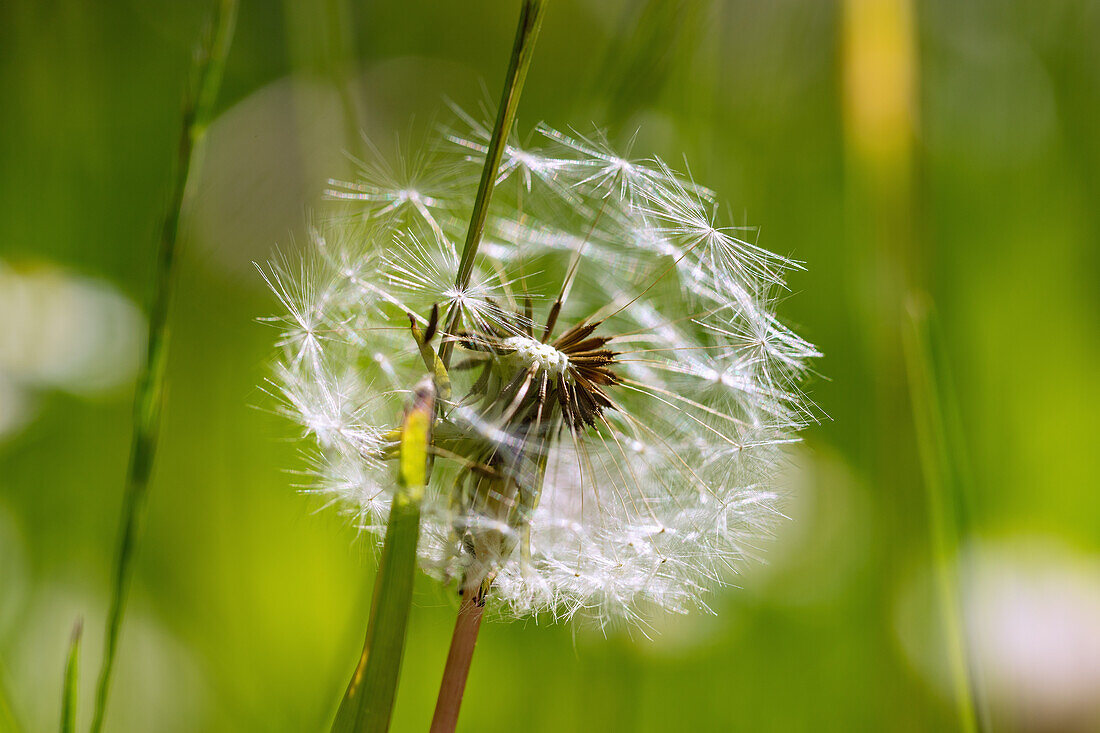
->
[331,496,423,733]
[89,3,238,732]
[331,4,548,730]
[331,379,435,733]
[428,6,548,731]
[903,295,986,733]
[60,620,82,733]
[438,0,549,368]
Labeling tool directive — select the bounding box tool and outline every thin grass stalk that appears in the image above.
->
[921,309,991,732]
[89,3,238,732]
[60,620,82,733]
[331,380,435,733]
[437,0,549,368]
[325,3,547,730]
[903,295,984,733]
[428,5,549,730]
[331,3,546,730]
[428,4,548,731]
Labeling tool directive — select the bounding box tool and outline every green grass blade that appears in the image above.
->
[331,5,547,728]
[437,0,549,367]
[89,3,238,733]
[60,620,82,733]
[903,294,985,733]
[331,379,435,733]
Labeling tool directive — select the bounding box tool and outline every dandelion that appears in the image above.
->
[264,116,819,629]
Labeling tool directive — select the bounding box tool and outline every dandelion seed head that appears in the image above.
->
[262,110,820,626]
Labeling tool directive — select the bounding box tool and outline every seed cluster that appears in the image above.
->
[502,336,568,376]
[266,114,818,624]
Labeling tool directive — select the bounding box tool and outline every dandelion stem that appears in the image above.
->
[438,0,549,367]
[89,3,238,732]
[429,592,485,733]
[331,3,545,728]
[426,3,548,729]
[903,295,986,733]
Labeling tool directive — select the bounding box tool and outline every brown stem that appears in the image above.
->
[429,3,549,728]
[429,592,486,733]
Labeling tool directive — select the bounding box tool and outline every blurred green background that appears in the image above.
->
[2,0,1098,731]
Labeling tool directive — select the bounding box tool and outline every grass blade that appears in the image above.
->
[903,294,987,733]
[330,4,547,730]
[429,5,548,731]
[331,378,435,733]
[437,0,549,367]
[89,3,239,732]
[60,620,83,733]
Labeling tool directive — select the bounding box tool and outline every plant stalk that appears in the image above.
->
[89,3,238,732]
[903,295,986,733]
[333,2,547,730]
[429,590,485,733]
[426,3,548,730]
[60,620,82,733]
[331,378,435,733]
[330,497,423,733]
[427,5,549,730]
[437,0,549,368]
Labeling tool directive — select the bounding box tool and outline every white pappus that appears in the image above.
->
[262,115,820,628]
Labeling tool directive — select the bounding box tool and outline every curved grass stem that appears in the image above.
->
[89,3,238,732]
[332,3,548,731]
[60,620,82,733]
[903,295,988,733]
[427,4,549,731]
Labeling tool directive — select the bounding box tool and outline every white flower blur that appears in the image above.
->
[263,116,820,626]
